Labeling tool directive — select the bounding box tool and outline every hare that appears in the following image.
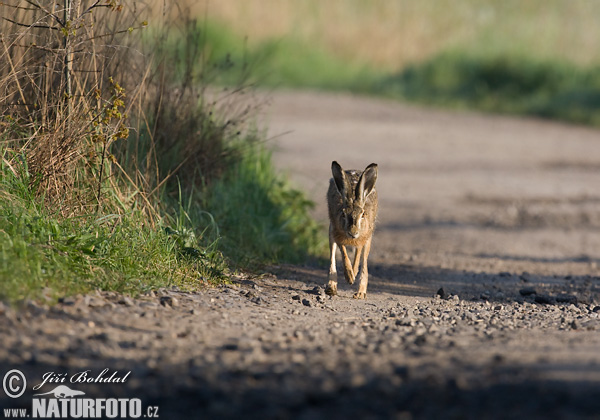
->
[326,161,378,299]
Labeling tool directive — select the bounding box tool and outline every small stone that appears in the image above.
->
[59,296,77,306]
[251,297,263,305]
[556,294,578,305]
[302,299,312,307]
[414,335,427,346]
[222,343,238,351]
[593,306,600,313]
[291,295,301,301]
[88,332,110,341]
[159,296,179,308]
[570,320,579,330]
[534,295,554,305]
[311,286,325,296]
[394,365,409,379]
[519,287,537,296]
[85,296,107,308]
[118,297,135,307]
[436,288,447,299]
[520,272,531,282]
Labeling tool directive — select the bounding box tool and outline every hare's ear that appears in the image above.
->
[331,161,347,194]
[357,163,378,201]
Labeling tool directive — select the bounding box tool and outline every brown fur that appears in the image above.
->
[326,161,378,299]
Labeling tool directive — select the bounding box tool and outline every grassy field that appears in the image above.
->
[191,0,600,69]
[182,0,600,125]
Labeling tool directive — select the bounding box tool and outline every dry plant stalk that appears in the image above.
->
[0,0,147,215]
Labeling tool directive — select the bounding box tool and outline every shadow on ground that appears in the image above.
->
[2,358,600,419]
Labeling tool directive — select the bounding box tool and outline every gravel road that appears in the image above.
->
[2,90,600,419]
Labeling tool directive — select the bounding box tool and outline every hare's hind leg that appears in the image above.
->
[340,245,355,284]
[326,227,338,296]
[353,236,372,299]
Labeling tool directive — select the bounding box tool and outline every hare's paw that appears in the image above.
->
[325,283,338,296]
[352,291,366,299]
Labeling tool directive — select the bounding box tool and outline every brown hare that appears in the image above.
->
[326,161,378,299]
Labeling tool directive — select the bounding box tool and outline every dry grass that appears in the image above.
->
[168,0,600,70]
[0,1,150,215]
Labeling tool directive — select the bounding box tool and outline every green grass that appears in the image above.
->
[168,21,381,91]
[0,4,326,305]
[377,51,600,125]
[197,20,600,126]
[0,154,226,303]
[202,142,325,266]
[0,140,324,304]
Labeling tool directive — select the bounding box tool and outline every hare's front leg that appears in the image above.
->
[340,245,355,284]
[326,228,338,296]
[353,236,372,299]
[352,246,363,283]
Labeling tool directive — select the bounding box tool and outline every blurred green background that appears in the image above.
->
[176,0,600,125]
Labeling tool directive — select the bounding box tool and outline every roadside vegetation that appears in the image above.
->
[196,0,600,126]
[0,2,323,304]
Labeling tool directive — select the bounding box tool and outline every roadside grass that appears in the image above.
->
[0,153,227,303]
[0,3,325,304]
[377,52,600,125]
[202,142,324,266]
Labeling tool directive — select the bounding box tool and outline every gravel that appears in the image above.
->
[1,268,599,419]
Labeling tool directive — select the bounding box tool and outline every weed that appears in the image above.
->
[0,2,324,304]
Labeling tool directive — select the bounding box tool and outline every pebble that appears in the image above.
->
[556,294,578,305]
[534,295,554,305]
[119,297,135,307]
[3,266,600,419]
[519,287,537,296]
[160,296,179,308]
[311,286,325,296]
[251,297,264,305]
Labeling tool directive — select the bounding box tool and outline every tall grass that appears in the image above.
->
[0,1,324,303]
[203,143,324,266]
[0,151,227,303]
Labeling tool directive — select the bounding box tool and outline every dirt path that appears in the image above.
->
[2,90,600,419]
